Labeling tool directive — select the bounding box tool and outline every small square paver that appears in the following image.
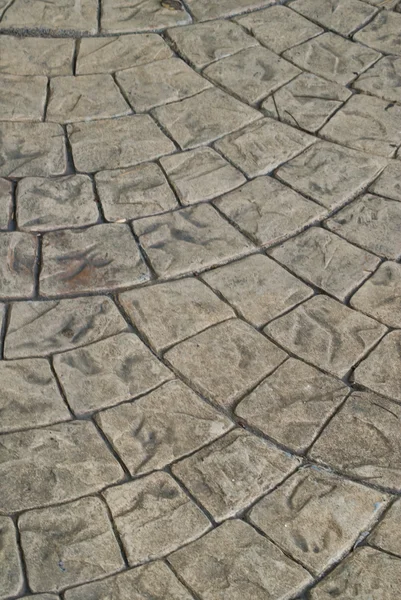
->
[236,358,349,452]
[310,391,401,491]
[96,379,232,475]
[95,163,178,222]
[202,254,313,327]
[160,147,246,205]
[103,472,211,566]
[0,517,23,599]
[0,74,47,121]
[0,35,74,76]
[370,160,401,201]
[185,0,277,20]
[101,0,192,34]
[40,223,149,297]
[0,232,37,299]
[153,87,260,150]
[270,227,381,301]
[369,499,401,556]
[291,0,377,36]
[173,429,299,521]
[0,178,12,230]
[133,203,253,278]
[265,295,387,378]
[17,175,98,231]
[119,277,234,351]
[355,10,401,55]
[215,176,326,246]
[19,497,124,592]
[168,519,312,600]
[165,318,287,408]
[354,56,401,104]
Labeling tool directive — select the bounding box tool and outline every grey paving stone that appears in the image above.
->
[0,516,23,600]
[215,176,326,245]
[17,175,98,232]
[54,332,173,415]
[20,497,124,592]
[168,519,312,600]
[96,379,233,475]
[276,141,387,209]
[354,56,401,104]
[236,358,349,452]
[0,35,74,76]
[67,115,175,173]
[165,318,287,408]
[0,421,124,513]
[133,203,253,278]
[202,254,313,327]
[370,160,401,201]
[355,10,401,55]
[310,391,401,491]
[153,87,260,149]
[101,0,192,33]
[103,472,210,566]
[173,429,299,521]
[0,232,37,299]
[40,223,149,297]
[160,147,246,205]
[250,468,388,574]
[0,122,67,178]
[0,358,70,434]
[283,32,380,85]
[235,5,322,54]
[291,0,377,36]
[119,277,234,351]
[76,33,173,75]
[0,74,47,121]
[369,499,401,556]
[19,595,59,600]
[265,295,387,378]
[4,296,126,359]
[270,227,380,301]
[0,178,12,230]
[167,20,258,69]
[185,0,277,20]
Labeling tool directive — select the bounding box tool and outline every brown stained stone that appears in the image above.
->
[0,74,47,121]
[96,379,233,475]
[370,160,401,201]
[103,472,211,566]
[0,421,124,513]
[67,115,175,173]
[160,147,246,205]
[40,223,149,297]
[165,319,287,408]
[185,0,277,20]
[291,0,377,36]
[101,0,192,34]
[0,358,70,434]
[0,178,12,230]
[270,227,380,301]
[369,499,401,556]
[0,35,74,76]
[133,203,253,278]
[354,56,401,104]
[53,332,173,415]
[249,468,388,574]
[236,358,349,452]
[0,232,37,299]
[215,176,326,246]
[355,10,401,55]
[4,296,126,359]
[0,517,23,599]
[119,277,234,351]
[173,429,299,522]
[168,519,312,600]
[17,175,98,232]
[202,254,313,327]
[19,497,124,592]
[310,391,401,491]
[265,295,387,378]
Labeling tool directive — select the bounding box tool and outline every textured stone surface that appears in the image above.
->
[185,0,276,20]
[0,74,47,121]
[0,177,12,229]
[0,35,74,75]
[369,499,401,556]
[291,0,377,36]
[103,472,210,566]
[0,232,37,299]
[0,516,23,599]
[354,56,401,104]
[101,0,192,34]
[355,10,401,55]
[370,160,401,201]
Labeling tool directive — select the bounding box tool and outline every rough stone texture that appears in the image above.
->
[0,35,74,75]
[215,117,316,177]
[165,318,287,408]
[291,0,377,36]
[40,223,149,297]
[96,379,232,475]
[103,472,211,566]
[185,0,277,20]
[355,10,401,55]
[0,177,12,230]
[0,421,124,513]
[173,429,299,521]
[270,227,380,301]
[133,203,253,278]
[370,160,401,201]
[119,277,234,351]
[249,468,388,574]
[0,232,36,299]
[215,176,326,246]
[53,332,172,414]
[353,56,401,104]
[17,175,98,232]
[283,32,380,85]
[369,499,401,556]
[168,519,312,599]
[265,295,387,378]
[0,358,70,433]
[19,497,124,592]
[101,0,192,34]
[202,254,313,327]
[310,391,401,491]
[236,358,349,452]
[0,74,47,121]
[153,87,260,149]
[160,147,246,205]
[0,516,23,599]
[4,296,126,359]
[67,115,175,173]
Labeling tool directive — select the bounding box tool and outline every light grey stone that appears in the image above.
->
[0,517,23,600]
[291,0,377,36]
[101,0,192,34]
[185,0,277,20]
[354,56,401,104]
[0,232,37,299]
[0,35,74,76]
[355,10,401,55]
[370,160,401,201]
[369,499,401,556]
[0,177,12,230]
[0,74,47,121]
